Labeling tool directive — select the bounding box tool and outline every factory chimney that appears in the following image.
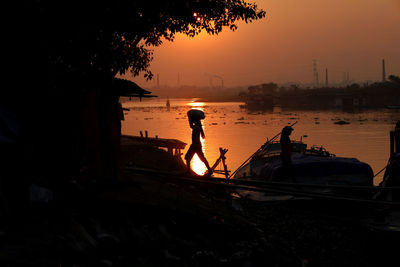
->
[325,68,328,87]
[382,59,386,82]
[313,59,319,87]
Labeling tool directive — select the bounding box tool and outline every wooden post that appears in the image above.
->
[210,148,229,174]
[219,147,229,179]
[173,148,181,156]
[167,146,173,155]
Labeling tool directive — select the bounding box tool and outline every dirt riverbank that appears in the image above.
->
[1,142,399,266]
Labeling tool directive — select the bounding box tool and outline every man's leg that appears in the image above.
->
[184,145,195,174]
[185,158,191,173]
[197,150,213,175]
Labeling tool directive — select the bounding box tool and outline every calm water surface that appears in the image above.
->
[122,98,399,185]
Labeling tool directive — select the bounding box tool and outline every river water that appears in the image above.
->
[121,98,399,185]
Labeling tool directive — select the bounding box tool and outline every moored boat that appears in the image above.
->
[233,139,374,187]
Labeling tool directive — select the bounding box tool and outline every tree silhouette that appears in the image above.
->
[3,1,266,183]
[39,0,265,85]
[388,75,400,85]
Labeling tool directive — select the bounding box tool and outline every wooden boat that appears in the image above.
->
[233,140,374,187]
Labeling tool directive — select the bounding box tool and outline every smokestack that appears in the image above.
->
[325,68,328,87]
[313,59,319,87]
[382,59,386,82]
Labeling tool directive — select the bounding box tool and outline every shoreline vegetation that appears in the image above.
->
[1,139,399,266]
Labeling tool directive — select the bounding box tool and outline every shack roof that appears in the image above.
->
[52,69,156,98]
[113,78,155,98]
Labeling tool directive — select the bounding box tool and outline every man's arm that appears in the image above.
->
[200,126,205,139]
[193,124,205,139]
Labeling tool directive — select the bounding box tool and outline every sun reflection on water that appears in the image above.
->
[187,101,207,175]
[188,101,205,108]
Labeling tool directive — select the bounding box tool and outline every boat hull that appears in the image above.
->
[234,153,374,186]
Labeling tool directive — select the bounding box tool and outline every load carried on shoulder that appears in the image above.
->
[187,109,205,128]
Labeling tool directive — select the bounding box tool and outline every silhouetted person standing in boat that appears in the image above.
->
[280,126,295,181]
[185,109,213,176]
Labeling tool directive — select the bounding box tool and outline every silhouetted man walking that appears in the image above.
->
[185,109,212,176]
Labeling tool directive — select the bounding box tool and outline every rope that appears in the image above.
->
[373,163,389,178]
[229,121,298,178]
[124,167,400,206]
[211,177,400,191]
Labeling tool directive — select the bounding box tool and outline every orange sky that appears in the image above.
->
[131,0,400,88]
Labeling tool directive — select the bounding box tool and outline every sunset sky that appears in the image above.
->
[131,0,400,88]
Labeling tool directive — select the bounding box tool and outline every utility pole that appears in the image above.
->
[313,59,319,87]
[382,59,386,82]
